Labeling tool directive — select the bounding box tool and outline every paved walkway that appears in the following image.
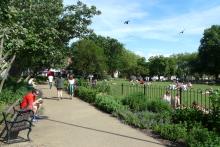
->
[2,84,165,147]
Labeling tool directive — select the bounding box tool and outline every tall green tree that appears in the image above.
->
[70,39,106,77]
[87,34,124,77]
[172,53,198,81]
[165,57,176,80]
[0,0,100,75]
[198,25,220,79]
[118,49,140,78]
[148,56,167,80]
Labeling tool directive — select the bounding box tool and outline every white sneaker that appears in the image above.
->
[32,118,38,122]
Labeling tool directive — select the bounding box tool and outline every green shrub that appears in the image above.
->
[95,93,123,113]
[135,111,159,129]
[154,111,172,124]
[35,76,47,83]
[153,123,187,141]
[122,92,148,112]
[0,89,22,104]
[115,108,142,128]
[208,90,220,133]
[77,78,89,87]
[172,108,206,129]
[146,99,172,113]
[95,81,110,93]
[77,86,97,103]
[186,124,220,147]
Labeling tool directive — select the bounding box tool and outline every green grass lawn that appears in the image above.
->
[103,78,220,109]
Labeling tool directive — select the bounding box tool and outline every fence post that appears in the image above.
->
[179,88,182,105]
[121,83,124,95]
[144,84,146,95]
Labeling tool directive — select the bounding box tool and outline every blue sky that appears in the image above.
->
[63,0,220,59]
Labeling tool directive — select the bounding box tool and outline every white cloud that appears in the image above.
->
[134,50,171,61]
[63,0,220,57]
[90,3,220,42]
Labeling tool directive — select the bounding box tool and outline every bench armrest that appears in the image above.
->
[5,119,32,125]
[13,107,34,116]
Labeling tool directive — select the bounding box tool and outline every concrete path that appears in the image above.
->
[2,84,165,147]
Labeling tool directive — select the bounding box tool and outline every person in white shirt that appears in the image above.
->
[68,75,75,98]
[48,75,53,89]
[28,77,36,88]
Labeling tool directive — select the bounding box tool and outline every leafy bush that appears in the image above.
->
[114,108,142,128]
[146,99,172,113]
[1,87,28,103]
[35,76,47,83]
[95,81,110,93]
[153,123,187,141]
[77,78,89,87]
[208,90,220,132]
[77,86,97,103]
[186,124,220,147]
[154,111,172,124]
[135,111,158,129]
[172,108,206,129]
[0,89,15,103]
[3,77,27,92]
[122,92,148,112]
[95,93,123,113]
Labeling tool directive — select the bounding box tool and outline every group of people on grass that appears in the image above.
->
[168,81,192,91]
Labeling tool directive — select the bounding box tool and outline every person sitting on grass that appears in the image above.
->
[162,91,171,105]
[20,89,43,121]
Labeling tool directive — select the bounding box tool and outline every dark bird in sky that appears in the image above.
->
[179,29,185,34]
[124,20,130,24]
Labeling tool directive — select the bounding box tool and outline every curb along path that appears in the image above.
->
[3,84,165,147]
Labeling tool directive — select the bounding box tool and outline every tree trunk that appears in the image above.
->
[0,55,16,93]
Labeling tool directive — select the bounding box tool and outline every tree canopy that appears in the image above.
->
[198,25,220,79]
[0,0,100,74]
[69,39,106,78]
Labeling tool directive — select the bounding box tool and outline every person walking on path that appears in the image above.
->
[56,73,64,100]
[28,76,37,90]
[68,75,75,98]
[47,70,54,89]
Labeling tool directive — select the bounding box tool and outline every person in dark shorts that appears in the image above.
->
[56,73,64,100]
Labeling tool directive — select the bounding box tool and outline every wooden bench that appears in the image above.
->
[1,107,34,143]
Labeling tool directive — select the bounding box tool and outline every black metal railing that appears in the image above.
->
[80,82,213,111]
[109,83,213,110]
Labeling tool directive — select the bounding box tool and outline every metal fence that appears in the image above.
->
[80,82,213,111]
[109,83,213,110]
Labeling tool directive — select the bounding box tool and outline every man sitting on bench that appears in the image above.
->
[20,89,43,121]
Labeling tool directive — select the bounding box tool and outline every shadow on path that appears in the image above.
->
[45,118,164,146]
[42,97,59,101]
[43,97,73,101]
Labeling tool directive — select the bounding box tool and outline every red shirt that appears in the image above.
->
[20,92,36,109]
[47,71,54,77]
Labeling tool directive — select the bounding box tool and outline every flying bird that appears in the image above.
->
[124,20,130,24]
[179,29,185,34]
